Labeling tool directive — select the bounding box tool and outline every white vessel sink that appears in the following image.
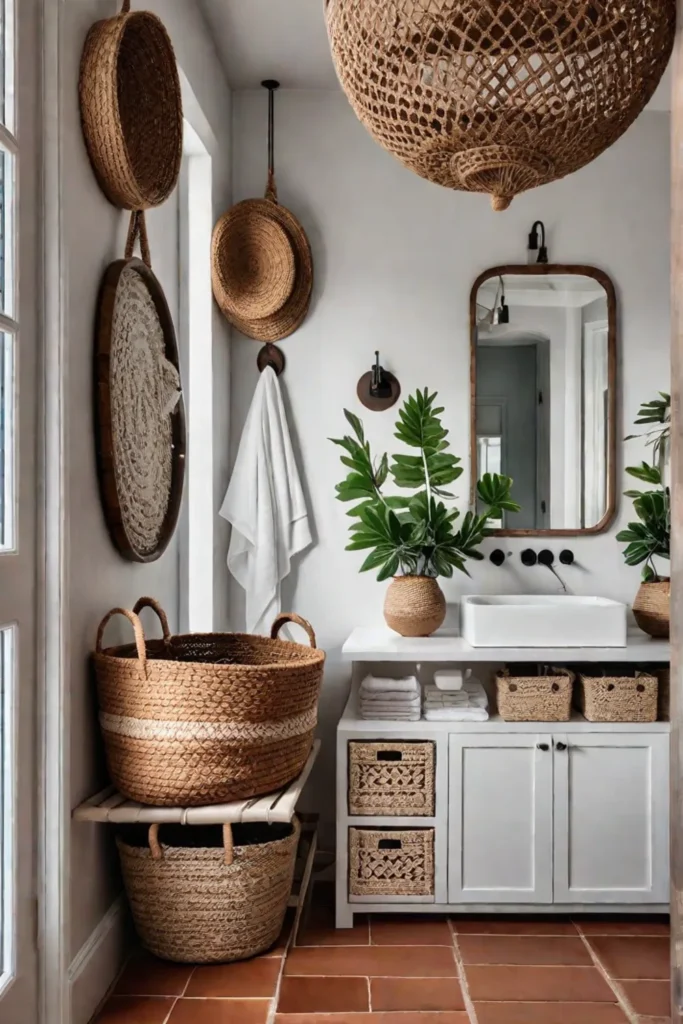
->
[461,595,627,649]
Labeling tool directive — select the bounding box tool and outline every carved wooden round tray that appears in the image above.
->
[94,256,186,562]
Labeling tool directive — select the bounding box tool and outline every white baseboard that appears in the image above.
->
[68,895,129,1024]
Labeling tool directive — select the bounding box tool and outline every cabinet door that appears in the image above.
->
[448,734,553,904]
[554,733,669,904]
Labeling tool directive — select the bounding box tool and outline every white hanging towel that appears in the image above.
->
[219,366,312,635]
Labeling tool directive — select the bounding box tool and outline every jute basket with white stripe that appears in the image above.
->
[117,816,299,963]
[93,597,324,806]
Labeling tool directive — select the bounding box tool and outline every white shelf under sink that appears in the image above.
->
[342,627,670,663]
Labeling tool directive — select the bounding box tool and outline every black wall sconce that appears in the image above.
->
[494,276,510,324]
[357,351,401,411]
[528,220,549,264]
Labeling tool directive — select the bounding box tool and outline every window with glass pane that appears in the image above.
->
[0,0,17,993]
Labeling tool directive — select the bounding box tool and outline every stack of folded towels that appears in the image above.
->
[423,670,489,722]
[359,675,421,721]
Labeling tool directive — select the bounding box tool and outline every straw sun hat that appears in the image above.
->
[211,83,313,342]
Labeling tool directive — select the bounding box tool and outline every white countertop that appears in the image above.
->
[342,627,670,663]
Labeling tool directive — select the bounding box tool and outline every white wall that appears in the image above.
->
[230,90,671,839]
[62,2,231,1017]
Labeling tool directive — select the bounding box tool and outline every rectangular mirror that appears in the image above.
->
[470,265,617,535]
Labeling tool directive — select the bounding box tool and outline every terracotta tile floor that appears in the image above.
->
[93,899,672,1024]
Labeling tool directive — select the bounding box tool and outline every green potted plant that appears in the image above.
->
[330,389,520,636]
[617,392,671,638]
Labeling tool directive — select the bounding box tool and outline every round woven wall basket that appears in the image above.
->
[94,213,186,563]
[79,0,183,209]
[326,0,675,210]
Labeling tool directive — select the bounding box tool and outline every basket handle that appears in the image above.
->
[270,613,317,648]
[148,822,235,866]
[133,597,171,643]
[121,0,131,14]
[125,209,151,267]
[95,607,147,675]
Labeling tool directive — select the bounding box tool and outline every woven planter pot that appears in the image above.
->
[94,598,325,806]
[79,0,183,210]
[384,576,446,637]
[633,579,670,639]
[118,817,299,963]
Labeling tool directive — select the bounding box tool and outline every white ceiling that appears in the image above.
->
[200,0,673,110]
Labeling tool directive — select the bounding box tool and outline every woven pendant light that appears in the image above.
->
[326,1,675,211]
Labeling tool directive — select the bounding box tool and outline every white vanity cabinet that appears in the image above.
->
[553,732,669,904]
[448,733,553,905]
[336,629,671,927]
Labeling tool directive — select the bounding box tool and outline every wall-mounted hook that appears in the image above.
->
[257,342,285,376]
[357,351,401,411]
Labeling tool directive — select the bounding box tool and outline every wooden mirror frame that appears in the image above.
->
[469,263,618,537]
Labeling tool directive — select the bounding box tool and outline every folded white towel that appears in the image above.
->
[362,695,422,709]
[361,710,421,721]
[424,707,489,722]
[361,691,421,703]
[361,675,419,694]
[433,669,464,691]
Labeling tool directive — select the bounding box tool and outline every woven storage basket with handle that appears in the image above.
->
[79,0,183,209]
[93,598,325,806]
[496,667,573,722]
[117,817,299,963]
[349,741,435,816]
[349,827,434,897]
[578,671,658,723]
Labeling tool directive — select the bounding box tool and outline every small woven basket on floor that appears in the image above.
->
[117,817,299,963]
[496,667,573,722]
[93,597,325,806]
[578,671,658,723]
[79,0,183,209]
[348,741,435,816]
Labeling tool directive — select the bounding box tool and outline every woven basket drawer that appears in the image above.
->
[348,741,435,816]
[349,827,434,898]
[496,668,573,722]
[578,672,658,723]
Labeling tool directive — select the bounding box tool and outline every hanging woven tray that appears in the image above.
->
[94,211,186,562]
[79,0,183,209]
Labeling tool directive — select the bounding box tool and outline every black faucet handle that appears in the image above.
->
[521,549,537,567]
[559,550,575,566]
[490,549,506,567]
[538,550,554,567]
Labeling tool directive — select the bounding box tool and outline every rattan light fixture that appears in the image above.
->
[326,1,675,211]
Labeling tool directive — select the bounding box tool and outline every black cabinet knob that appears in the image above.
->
[537,743,550,751]
[555,741,568,751]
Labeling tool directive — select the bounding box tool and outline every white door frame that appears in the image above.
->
[39,0,69,1021]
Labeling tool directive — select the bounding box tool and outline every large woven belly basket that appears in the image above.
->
[93,597,325,806]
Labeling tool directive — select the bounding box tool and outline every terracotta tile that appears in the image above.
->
[578,917,670,937]
[184,957,281,997]
[277,975,369,1013]
[284,944,457,977]
[115,952,193,996]
[589,936,670,980]
[474,1002,629,1023]
[458,935,592,966]
[168,999,270,1024]
[273,1015,470,1023]
[371,915,453,945]
[371,976,465,1011]
[638,1019,671,1024]
[454,916,578,936]
[94,996,176,1023]
[465,965,615,1002]
[297,905,369,946]
[621,980,671,1016]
